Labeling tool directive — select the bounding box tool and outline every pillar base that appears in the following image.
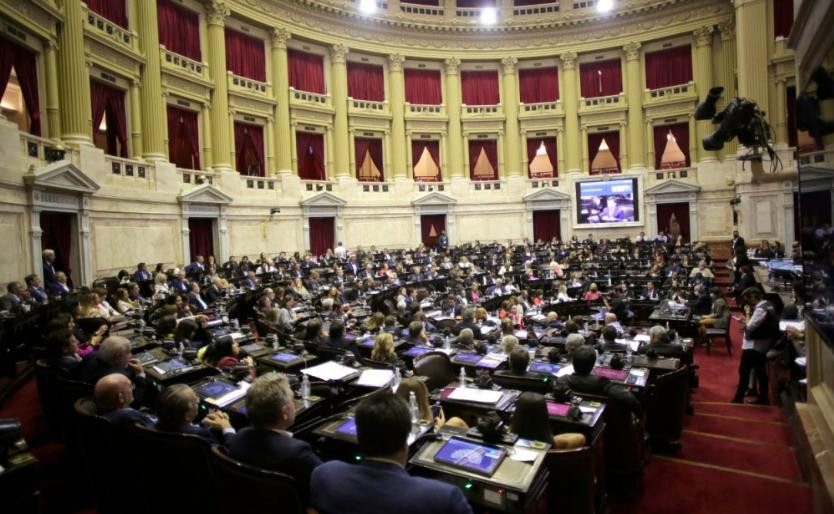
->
[60,135,94,148]
[142,152,168,162]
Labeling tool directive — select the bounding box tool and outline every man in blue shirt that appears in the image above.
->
[310,393,473,514]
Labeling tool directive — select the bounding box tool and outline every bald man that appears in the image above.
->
[94,373,154,431]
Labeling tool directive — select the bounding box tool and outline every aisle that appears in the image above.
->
[613,317,813,514]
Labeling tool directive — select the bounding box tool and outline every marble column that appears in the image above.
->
[717,20,739,157]
[623,42,645,168]
[502,57,522,176]
[43,40,62,139]
[560,52,581,173]
[203,0,233,171]
[330,44,350,178]
[136,0,166,159]
[128,80,143,158]
[270,27,293,175]
[56,0,92,144]
[388,54,408,180]
[773,77,788,147]
[734,0,769,107]
[693,25,716,162]
[444,58,464,178]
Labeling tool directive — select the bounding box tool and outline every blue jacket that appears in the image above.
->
[310,459,472,514]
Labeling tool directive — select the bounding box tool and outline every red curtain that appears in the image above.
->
[224,29,265,82]
[526,137,557,178]
[579,59,622,98]
[90,80,128,157]
[404,68,442,105]
[468,139,498,180]
[354,137,384,181]
[40,212,73,284]
[653,123,690,169]
[533,210,561,243]
[588,131,620,174]
[309,217,335,257]
[296,131,326,180]
[411,140,441,182]
[188,218,214,260]
[518,67,559,103]
[347,62,385,101]
[421,215,446,247]
[86,0,127,28]
[157,0,201,61]
[461,71,500,105]
[644,45,692,90]
[234,122,265,176]
[0,38,41,136]
[167,106,200,170]
[289,50,325,94]
[774,0,794,39]
[656,203,690,242]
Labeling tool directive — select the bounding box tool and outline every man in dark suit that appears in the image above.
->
[42,249,58,288]
[558,346,644,417]
[229,373,321,501]
[731,265,757,304]
[687,284,712,316]
[637,325,687,361]
[169,269,189,294]
[642,280,660,301]
[323,320,361,356]
[184,255,205,276]
[205,277,224,303]
[452,307,482,339]
[1,281,27,312]
[132,262,152,283]
[155,384,235,445]
[78,337,147,404]
[311,392,473,514]
[25,274,48,304]
[187,282,209,312]
[731,230,745,252]
[94,373,155,432]
[48,271,72,298]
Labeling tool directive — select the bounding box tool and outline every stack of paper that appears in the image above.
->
[301,361,359,382]
[448,388,503,404]
[356,369,395,388]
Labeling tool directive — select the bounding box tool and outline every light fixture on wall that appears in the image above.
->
[596,0,615,13]
[480,6,497,25]
[358,0,377,15]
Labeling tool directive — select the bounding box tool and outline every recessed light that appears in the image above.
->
[480,6,497,25]
[359,0,377,15]
[596,0,614,13]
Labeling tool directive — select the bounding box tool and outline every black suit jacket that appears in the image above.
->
[452,320,482,340]
[558,373,644,417]
[205,285,223,303]
[101,407,155,432]
[229,427,322,500]
[43,260,57,286]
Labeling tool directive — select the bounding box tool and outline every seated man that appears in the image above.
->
[310,392,472,514]
[324,320,361,356]
[564,333,586,355]
[78,337,147,402]
[25,274,48,304]
[505,347,530,375]
[603,313,624,336]
[558,346,644,418]
[155,383,235,444]
[452,307,482,340]
[0,281,29,312]
[597,325,623,353]
[637,325,686,360]
[94,373,155,432]
[405,320,427,346]
[454,328,475,350]
[229,374,321,501]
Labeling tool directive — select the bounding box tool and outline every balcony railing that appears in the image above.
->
[471,179,503,191]
[82,6,137,52]
[644,81,696,104]
[179,168,214,185]
[406,103,446,116]
[243,175,280,190]
[528,177,560,189]
[360,181,391,193]
[581,93,623,108]
[654,166,695,181]
[416,182,447,193]
[798,148,834,166]
[290,88,330,107]
[456,6,499,17]
[463,104,502,116]
[349,98,388,112]
[520,100,561,114]
[107,155,152,180]
[228,72,270,97]
[160,46,209,81]
[513,2,560,15]
[303,180,335,192]
[20,133,67,165]
[400,1,444,16]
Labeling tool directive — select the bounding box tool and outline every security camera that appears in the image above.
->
[270,208,281,215]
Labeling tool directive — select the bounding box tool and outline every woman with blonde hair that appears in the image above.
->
[395,378,468,429]
[370,332,396,363]
[363,312,385,334]
[153,272,170,299]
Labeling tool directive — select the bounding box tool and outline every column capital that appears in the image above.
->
[501,56,518,75]
[693,25,714,47]
[47,39,58,51]
[331,44,349,64]
[775,76,787,85]
[560,52,577,71]
[444,57,461,75]
[269,27,291,49]
[623,42,641,61]
[203,0,229,26]
[388,54,405,72]
[717,20,735,41]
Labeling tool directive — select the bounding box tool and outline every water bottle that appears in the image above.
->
[394,367,402,388]
[666,320,670,331]
[444,335,451,351]
[232,318,240,331]
[409,391,419,423]
[301,374,311,400]
[459,367,467,388]
[177,342,184,358]
[271,335,279,351]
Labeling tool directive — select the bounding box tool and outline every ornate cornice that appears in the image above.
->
[270,27,291,49]
[693,25,714,47]
[623,41,641,60]
[388,54,405,72]
[204,0,230,26]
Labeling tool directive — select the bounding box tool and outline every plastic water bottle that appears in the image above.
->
[444,335,451,351]
[232,318,240,331]
[177,342,184,358]
[409,391,419,423]
[271,336,279,351]
[301,374,311,400]
[666,321,670,331]
[459,367,467,388]
[394,367,402,388]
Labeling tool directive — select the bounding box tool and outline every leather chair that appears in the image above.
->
[705,323,732,355]
[209,446,304,514]
[128,424,218,514]
[646,365,689,451]
[413,351,455,391]
[34,359,62,437]
[54,374,94,443]
[545,446,596,514]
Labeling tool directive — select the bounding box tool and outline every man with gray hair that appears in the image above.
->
[229,373,322,499]
[638,324,686,359]
[453,307,482,339]
[501,335,519,354]
[79,336,147,401]
[42,248,57,287]
[456,328,475,349]
[565,333,586,354]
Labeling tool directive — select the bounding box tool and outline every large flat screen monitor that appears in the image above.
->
[576,178,639,225]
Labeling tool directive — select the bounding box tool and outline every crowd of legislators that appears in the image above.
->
[0,229,806,512]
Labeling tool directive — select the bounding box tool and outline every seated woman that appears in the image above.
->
[203,339,253,370]
[362,312,385,334]
[698,287,730,337]
[45,328,83,371]
[370,332,405,370]
[510,391,586,449]
[173,318,214,349]
[395,378,468,430]
[556,284,572,303]
[290,277,312,301]
[582,283,602,302]
[155,383,235,444]
[114,287,139,314]
[152,272,170,300]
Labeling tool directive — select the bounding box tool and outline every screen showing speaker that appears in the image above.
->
[576,178,639,224]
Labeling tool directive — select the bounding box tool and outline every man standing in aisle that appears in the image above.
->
[731,288,777,405]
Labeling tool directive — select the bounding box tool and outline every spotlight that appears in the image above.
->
[358,0,376,15]
[596,0,615,13]
[480,6,497,25]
